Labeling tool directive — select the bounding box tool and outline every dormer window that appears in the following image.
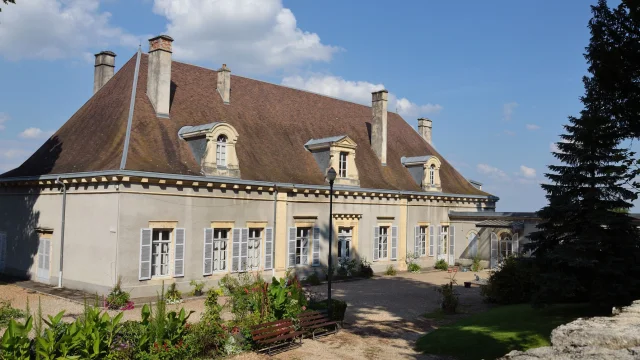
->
[304,135,360,186]
[178,122,240,178]
[339,152,348,178]
[216,134,227,167]
[401,155,442,192]
[429,164,435,185]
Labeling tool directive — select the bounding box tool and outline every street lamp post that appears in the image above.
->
[326,167,337,319]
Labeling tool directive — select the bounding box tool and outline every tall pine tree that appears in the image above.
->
[529,1,640,314]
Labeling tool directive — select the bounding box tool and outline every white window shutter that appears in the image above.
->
[173,228,185,277]
[232,228,241,272]
[264,227,273,270]
[437,226,442,256]
[139,228,152,280]
[429,225,434,256]
[203,228,213,275]
[490,232,498,268]
[414,226,420,256]
[240,228,249,272]
[312,227,320,266]
[0,232,6,273]
[373,226,380,261]
[449,226,455,265]
[391,226,398,260]
[513,233,519,254]
[288,227,296,268]
[301,236,309,265]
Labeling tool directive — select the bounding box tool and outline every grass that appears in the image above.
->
[416,303,598,360]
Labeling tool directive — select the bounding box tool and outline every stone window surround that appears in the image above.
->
[147,221,178,281]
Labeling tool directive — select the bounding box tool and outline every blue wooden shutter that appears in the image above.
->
[490,232,498,268]
[240,228,249,271]
[203,228,213,275]
[173,228,185,277]
[139,228,152,280]
[232,228,241,272]
[288,227,296,268]
[437,226,442,256]
[312,227,320,266]
[391,226,398,260]
[429,225,434,256]
[264,227,273,270]
[373,226,380,261]
[414,226,420,256]
[449,226,455,265]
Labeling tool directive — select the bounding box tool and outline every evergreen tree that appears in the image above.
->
[529,1,640,314]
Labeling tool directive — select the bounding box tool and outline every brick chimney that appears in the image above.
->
[147,35,173,118]
[371,90,388,165]
[418,117,432,145]
[93,51,116,94]
[217,64,231,104]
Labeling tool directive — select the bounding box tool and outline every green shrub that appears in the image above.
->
[0,315,33,359]
[337,257,358,277]
[189,280,205,296]
[304,272,322,286]
[308,299,348,322]
[105,277,131,310]
[268,275,307,320]
[471,256,483,272]
[481,257,537,305]
[183,320,227,358]
[384,265,397,276]
[165,283,182,304]
[0,300,25,327]
[408,263,421,273]
[435,259,449,271]
[358,258,374,278]
[437,281,459,314]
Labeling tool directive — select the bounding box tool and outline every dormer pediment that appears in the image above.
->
[401,155,442,192]
[305,135,360,186]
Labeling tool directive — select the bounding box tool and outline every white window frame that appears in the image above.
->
[338,227,352,260]
[378,226,389,260]
[418,226,427,257]
[151,229,172,278]
[441,225,449,251]
[216,134,227,168]
[213,229,229,272]
[500,233,513,260]
[429,164,436,185]
[248,228,262,270]
[339,152,348,178]
[296,227,310,266]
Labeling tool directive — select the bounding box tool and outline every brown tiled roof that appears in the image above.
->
[2,53,488,196]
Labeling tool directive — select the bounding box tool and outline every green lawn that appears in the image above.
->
[416,303,597,360]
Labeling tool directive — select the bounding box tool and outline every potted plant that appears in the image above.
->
[190,280,205,296]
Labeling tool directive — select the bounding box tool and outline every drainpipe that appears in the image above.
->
[55,177,67,288]
[271,185,278,278]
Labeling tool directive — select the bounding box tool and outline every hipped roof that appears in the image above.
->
[2,53,489,196]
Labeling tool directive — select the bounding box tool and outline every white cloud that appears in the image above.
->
[0,113,8,131]
[477,163,510,181]
[503,130,516,136]
[503,102,518,121]
[19,128,53,139]
[550,139,572,153]
[0,0,140,61]
[281,74,443,117]
[1,149,27,159]
[518,165,536,178]
[526,124,540,130]
[152,0,338,72]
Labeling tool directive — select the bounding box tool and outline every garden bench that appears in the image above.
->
[250,318,303,355]
[297,310,340,339]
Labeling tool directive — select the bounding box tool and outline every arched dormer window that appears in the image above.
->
[430,164,436,185]
[216,134,228,167]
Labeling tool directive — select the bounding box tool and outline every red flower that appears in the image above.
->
[244,288,249,294]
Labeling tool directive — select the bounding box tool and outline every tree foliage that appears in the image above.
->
[1,0,16,13]
[528,0,640,314]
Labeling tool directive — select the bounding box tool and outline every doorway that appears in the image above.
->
[36,236,51,282]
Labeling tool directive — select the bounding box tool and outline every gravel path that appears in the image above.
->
[1,270,489,360]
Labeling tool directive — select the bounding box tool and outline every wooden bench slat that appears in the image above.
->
[304,321,338,330]
[251,319,292,330]
[256,330,305,345]
[251,321,293,334]
[299,314,326,322]
[301,317,335,327]
[252,326,296,341]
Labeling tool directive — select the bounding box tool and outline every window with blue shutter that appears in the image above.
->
[288,227,296,268]
[232,228,241,272]
[240,228,249,272]
[173,228,185,277]
[264,227,273,270]
[429,225,434,256]
[312,227,320,266]
[390,226,398,260]
[449,226,455,265]
[203,228,213,275]
[139,228,152,280]
[373,226,380,261]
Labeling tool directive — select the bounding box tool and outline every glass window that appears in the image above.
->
[152,229,171,277]
[338,227,352,259]
[430,164,436,185]
[441,225,449,251]
[500,233,512,259]
[213,229,228,271]
[339,152,348,178]
[248,228,262,270]
[216,134,227,167]
[419,226,428,256]
[296,228,310,265]
[468,232,478,257]
[378,226,389,259]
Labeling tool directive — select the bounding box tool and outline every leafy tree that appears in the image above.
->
[1,0,16,12]
[529,1,640,314]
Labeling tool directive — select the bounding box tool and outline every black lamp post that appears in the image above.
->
[326,167,337,319]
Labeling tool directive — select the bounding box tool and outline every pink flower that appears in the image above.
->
[287,292,292,297]
[302,306,306,311]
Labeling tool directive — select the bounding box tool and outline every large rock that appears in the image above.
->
[500,301,640,360]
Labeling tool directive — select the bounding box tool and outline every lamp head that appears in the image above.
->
[327,167,337,183]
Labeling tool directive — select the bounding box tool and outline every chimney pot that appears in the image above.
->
[147,35,173,118]
[371,89,388,165]
[418,117,433,145]
[217,64,231,104]
[93,51,116,94]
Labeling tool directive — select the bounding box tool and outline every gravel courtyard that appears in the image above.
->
[0,270,489,360]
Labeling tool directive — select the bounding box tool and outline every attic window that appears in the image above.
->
[430,164,436,185]
[216,134,227,167]
[304,135,360,187]
[339,152,348,178]
[401,155,442,192]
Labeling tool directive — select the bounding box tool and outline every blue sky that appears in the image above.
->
[0,0,616,211]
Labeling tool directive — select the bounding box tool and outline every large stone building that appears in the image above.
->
[0,36,538,297]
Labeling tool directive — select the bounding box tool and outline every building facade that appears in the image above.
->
[0,36,536,297]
